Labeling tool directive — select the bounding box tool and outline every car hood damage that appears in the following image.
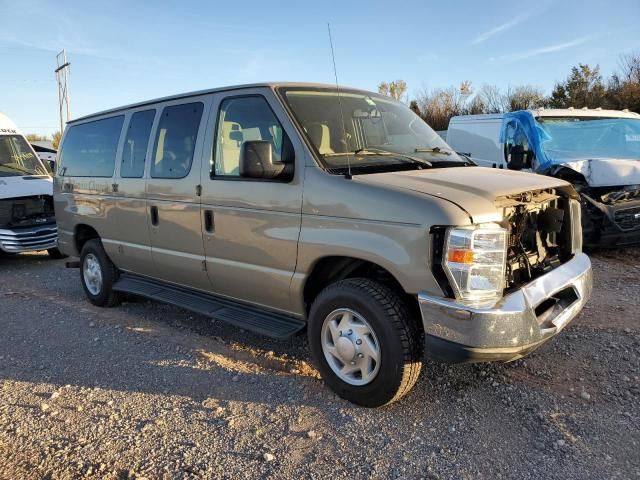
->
[556,158,640,188]
[356,167,575,223]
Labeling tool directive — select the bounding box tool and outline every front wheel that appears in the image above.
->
[308,278,423,407]
[80,239,121,307]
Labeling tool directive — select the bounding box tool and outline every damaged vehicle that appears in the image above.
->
[54,83,592,406]
[447,108,640,248]
[0,112,63,258]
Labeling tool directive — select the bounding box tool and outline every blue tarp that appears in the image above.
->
[499,111,640,171]
[498,111,553,171]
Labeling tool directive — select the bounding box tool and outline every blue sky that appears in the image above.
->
[2,0,639,136]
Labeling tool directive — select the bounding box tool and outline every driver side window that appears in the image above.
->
[212,96,288,178]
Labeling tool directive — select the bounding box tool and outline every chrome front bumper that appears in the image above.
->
[0,224,58,253]
[418,253,593,362]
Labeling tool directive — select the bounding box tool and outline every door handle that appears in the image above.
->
[204,209,214,233]
[150,206,159,226]
[112,183,119,193]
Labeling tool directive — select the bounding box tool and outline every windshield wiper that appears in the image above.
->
[414,146,452,155]
[323,148,433,169]
[323,149,393,157]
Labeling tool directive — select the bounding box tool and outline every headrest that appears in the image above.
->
[307,123,333,154]
[222,122,243,144]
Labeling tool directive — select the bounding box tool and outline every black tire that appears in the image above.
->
[308,278,423,407]
[47,247,68,259]
[79,239,121,307]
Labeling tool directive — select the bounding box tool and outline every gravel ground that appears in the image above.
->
[0,249,639,479]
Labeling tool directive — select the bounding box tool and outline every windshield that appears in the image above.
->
[0,135,49,177]
[537,117,640,161]
[279,87,465,174]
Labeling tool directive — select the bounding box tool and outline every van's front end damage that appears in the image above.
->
[420,252,591,362]
[548,159,640,248]
[580,184,640,247]
[499,110,640,248]
[422,186,592,363]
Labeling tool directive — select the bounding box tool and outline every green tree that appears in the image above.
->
[550,64,606,108]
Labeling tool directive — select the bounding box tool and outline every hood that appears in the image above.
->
[0,175,53,200]
[355,166,570,223]
[558,158,640,187]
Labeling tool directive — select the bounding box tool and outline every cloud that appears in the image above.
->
[496,36,592,62]
[472,14,531,44]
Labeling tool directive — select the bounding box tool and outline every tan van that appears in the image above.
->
[54,83,592,406]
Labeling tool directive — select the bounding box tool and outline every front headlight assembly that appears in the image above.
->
[443,223,507,306]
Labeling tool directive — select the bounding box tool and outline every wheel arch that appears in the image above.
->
[301,255,422,328]
[74,223,101,254]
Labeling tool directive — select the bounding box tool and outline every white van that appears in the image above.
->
[447,108,640,247]
[0,112,63,257]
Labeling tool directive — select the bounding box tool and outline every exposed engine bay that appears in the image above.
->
[0,195,56,229]
[497,189,575,290]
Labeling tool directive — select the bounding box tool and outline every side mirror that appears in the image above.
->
[239,140,284,179]
[507,145,533,171]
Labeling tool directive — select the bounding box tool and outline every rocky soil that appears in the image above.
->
[0,249,639,479]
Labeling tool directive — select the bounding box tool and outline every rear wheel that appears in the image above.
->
[308,278,423,407]
[80,239,121,307]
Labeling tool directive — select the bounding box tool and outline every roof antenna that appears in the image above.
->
[327,23,352,179]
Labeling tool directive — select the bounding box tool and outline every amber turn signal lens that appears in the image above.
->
[447,249,474,264]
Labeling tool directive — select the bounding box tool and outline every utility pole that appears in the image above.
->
[55,50,71,135]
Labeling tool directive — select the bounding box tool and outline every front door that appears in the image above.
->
[146,97,212,291]
[199,89,303,313]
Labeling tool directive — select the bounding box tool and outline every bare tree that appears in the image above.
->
[506,85,546,111]
[477,84,507,113]
[378,80,408,101]
[607,51,640,112]
[25,134,49,142]
[51,131,62,150]
[413,82,474,130]
[617,51,640,83]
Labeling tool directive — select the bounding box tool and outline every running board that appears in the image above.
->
[113,274,305,339]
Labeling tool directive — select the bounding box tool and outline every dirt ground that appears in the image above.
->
[0,248,639,479]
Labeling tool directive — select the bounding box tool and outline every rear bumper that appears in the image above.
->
[418,252,593,363]
[0,224,58,253]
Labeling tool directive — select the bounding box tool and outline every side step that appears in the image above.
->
[113,273,305,339]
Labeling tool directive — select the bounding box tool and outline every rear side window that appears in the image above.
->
[60,116,124,177]
[121,109,155,178]
[151,102,203,178]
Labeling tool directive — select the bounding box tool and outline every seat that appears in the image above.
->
[307,123,334,154]
[218,122,243,175]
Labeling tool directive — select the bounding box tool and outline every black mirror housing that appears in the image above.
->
[507,145,533,171]
[240,141,284,179]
